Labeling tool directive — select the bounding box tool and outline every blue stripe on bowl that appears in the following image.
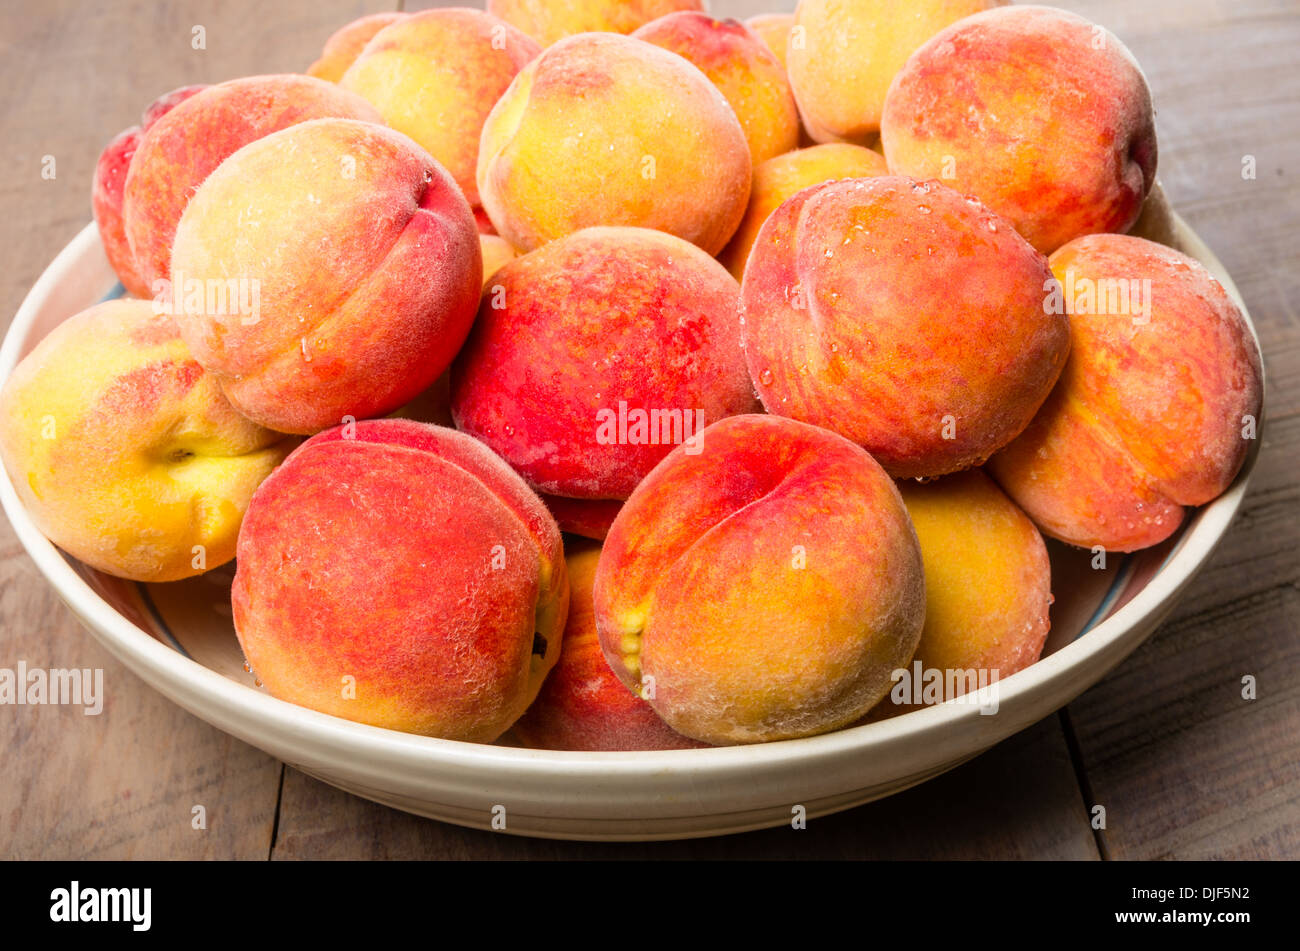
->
[137,582,192,660]
[1078,554,1133,637]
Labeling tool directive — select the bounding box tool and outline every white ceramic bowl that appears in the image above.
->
[0,207,1263,841]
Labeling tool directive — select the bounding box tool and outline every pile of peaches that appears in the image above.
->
[0,2,1263,750]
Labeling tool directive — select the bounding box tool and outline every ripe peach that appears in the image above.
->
[169,118,482,436]
[514,542,703,750]
[477,32,751,255]
[487,0,705,47]
[880,5,1157,254]
[788,0,1005,145]
[539,494,624,541]
[92,84,207,298]
[232,418,568,741]
[451,226,758,499]
[886,469,1051,710]
[593,414,925,745]
[632,12,799,165]
[0,300,291,582]
[742,175,1069,479]
[746,13,794,71]
[479,234,518,286]
[988,234,1263,551]
[306,12,407,82]
[718,142,888,280]
[338,9,540,209]
[122,75,380,292]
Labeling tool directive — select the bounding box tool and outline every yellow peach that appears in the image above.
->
[0,299,292,582]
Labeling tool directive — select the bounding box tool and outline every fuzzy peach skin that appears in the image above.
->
[451,226,758,499]
[232,418,568,741]
[883,469,1050,710]
[169,118,482,436]
[881,5,1157,255]
[988,234,1263,552]
[121,75,380,294]
[514,542,703,750]
[788,0,1005,145]
[743,176,1069,479]
[0,300,292,582]
[746,13,793,71]
[632,12,799,165]
[593,414,925,745]
[479,234,518,286]
[339,9,540,209]
[477,32,751,255]
[487,0,705,47]
[718,142,888,280]
[92,84,208,298]
[540,494,624,540]
[306,12,408,82]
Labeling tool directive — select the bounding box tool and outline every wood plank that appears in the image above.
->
[0,0,395,861]
[1049,0,1300,859]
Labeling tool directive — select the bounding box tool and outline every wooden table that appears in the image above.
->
[1,0,1296,860]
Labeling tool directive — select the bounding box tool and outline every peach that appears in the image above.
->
[306,12,408,82]
[474,207,497,235]
[232,418,568,741]
[539,494,624,541]
[92,84,207,298]
[0,299,292,582]
[479,234,518,286]
[122,75,380,293]
[878,469,1051,712]
[487,0,705,47]
[742,175,1069,479]
[593,414,925,744]
[451,226,758,499]
[788,0,1005,145]
[746,13,794,71]
[514,542,703,750]
[477,32,751,255]
[632,12,799,165]
[718,142,888,280]
[168,118,482,436]
[988,234,1263,552]
[338,9,540,209]
[880,5,1157,255]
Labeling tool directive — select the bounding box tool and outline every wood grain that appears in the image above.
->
[1046,0,1300,861]
[0,0,1295,860]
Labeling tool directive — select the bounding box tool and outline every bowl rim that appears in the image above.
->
[0,219,1265,781]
